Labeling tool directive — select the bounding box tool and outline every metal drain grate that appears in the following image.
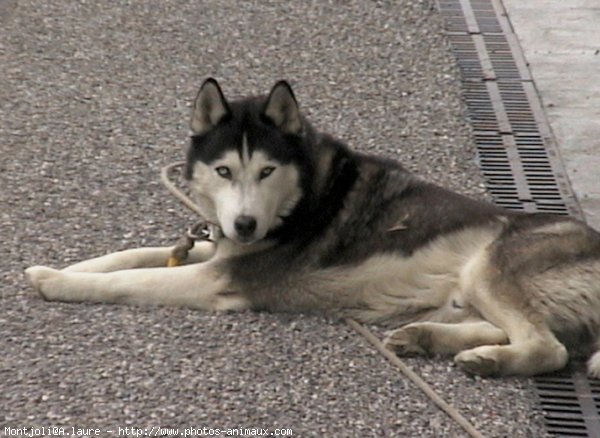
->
[438,0,582,217]
[436,0,599,436]
[536,367,600,438]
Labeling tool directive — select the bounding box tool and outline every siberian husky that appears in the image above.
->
[26,79,600,377]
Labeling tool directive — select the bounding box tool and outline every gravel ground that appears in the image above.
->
[1,1,548,436]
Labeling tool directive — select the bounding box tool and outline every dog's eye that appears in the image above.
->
[215,166,232,179]
[259,166,276,180]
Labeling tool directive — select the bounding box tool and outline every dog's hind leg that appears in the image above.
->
[454,289,569,376]
[62,242,216,273]
[454,254,568,376]
[383,321,508,357]
[453,312,568,376]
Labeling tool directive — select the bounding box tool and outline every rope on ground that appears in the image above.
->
[160,162,485,438]
[344,318,485,438]
[160,161,205,217]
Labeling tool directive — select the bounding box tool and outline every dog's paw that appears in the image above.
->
[25,266,64,301]
[383,325,431,356]
[454,346,500,376]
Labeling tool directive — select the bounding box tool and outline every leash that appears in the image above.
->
[344,319,485,438]
[160,162,485,438]
[161,161,222,266]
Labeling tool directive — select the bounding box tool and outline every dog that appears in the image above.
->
[26,78,600,377]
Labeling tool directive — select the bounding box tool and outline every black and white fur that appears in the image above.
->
[26,79,600,377]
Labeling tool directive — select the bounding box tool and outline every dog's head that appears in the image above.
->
[184,79,308,245]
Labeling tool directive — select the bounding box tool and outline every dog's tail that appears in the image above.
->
[585,260,600,378]
[587,339,600,378]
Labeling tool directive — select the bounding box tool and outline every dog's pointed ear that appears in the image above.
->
[190,78,230,135]
[263,81,302,135]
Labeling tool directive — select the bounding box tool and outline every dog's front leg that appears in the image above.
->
[25,262,248,311]
[62,242,217,273]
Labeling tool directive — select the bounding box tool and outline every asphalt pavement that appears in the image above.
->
[1,1,548,436]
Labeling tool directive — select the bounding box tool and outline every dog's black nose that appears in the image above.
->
[234,215,257,238]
